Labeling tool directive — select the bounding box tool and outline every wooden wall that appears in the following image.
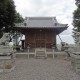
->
[25,29,56,48]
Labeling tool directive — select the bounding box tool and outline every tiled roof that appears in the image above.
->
[15,17,68,28]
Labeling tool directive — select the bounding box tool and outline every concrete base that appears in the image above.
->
[0,56,11,59]
[0,53,16,73]
[54,52,67,59]
[71,53,80,72]
[0,66,15,73]
[16,51,67,59]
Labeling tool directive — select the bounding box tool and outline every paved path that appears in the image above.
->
[0,58,80,80]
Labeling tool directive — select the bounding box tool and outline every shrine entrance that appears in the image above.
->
[36,40,45,48]
[36,30,46,48]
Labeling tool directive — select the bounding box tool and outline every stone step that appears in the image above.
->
[36,52,45,55]
[35,51,46,58]
[36,55,46,57]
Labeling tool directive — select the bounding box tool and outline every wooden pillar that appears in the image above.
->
[15,31,18,46]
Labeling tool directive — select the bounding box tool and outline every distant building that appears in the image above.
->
[15,17,68,49]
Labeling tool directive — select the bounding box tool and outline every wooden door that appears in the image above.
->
[36,31,45,48]
[36,40,45,48]
[36,40,41,48]
[41,40,45,48]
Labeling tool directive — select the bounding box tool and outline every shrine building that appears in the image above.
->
[15,17,68,49]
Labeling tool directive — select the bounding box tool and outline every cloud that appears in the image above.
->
[13,0,77,44]
[14,0,76,17]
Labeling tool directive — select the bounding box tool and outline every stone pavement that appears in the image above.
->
[0,58,80,80]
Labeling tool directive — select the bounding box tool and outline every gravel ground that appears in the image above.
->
[0,58,80,80]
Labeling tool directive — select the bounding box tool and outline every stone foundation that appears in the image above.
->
[71,52,80,72]
[0,53,16,73]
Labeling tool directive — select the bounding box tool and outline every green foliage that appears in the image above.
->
[0,0,24,38]
[5,0,16,31]
[75,0,80,3]
[0,30,3,38]
[73,7,80,31]
[0,0,16,32]
[75,0,80,5]
[73,0,80,42]
[15,12,24,23]
[0,0,8,29]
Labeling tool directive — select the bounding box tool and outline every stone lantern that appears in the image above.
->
[0,33,16,73]
[71,31,80,72]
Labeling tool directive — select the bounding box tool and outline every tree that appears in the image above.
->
[9,12,24,42]
[0,0,8,37]
[73,0,80,42]
[75,0,80,5]
[0,0,16,38]
[15,12,24,23]
[0,0,24,38]
[5,0,16,31]
[73,8,80,31]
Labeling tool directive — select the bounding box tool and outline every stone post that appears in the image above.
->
[71,31,80,72]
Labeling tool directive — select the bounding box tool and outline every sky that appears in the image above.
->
[13,0,77,44]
